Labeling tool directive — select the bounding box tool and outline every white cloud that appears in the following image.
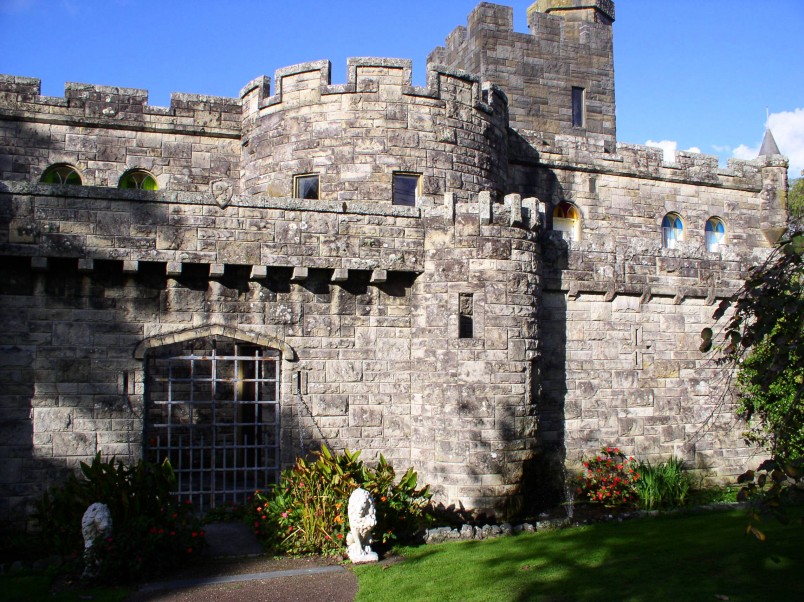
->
[733,143,758,161]
[645,139,701,164]
[712,144,732,153]
[769,108,804,177]
[731,108,804,177]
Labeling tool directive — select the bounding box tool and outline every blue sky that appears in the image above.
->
[2,0,802,176]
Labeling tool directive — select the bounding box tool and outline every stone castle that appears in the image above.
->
[0,0,789,528]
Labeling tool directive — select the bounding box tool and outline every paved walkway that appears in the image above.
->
[127,523,359,602]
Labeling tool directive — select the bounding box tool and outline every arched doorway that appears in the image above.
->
[143,335,281,512]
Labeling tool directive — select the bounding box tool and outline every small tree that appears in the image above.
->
[712,232,804,537]
[787,177,804,222]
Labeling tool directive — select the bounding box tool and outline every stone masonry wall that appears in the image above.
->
[240,59,509,202]
[429,1,616,146]
[411,193,542,513]
[0,75,241,193]
[531,137,787,482]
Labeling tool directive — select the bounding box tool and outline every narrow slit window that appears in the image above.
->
[293,174,319,200]
[393,172,420,206]
[459,293,474,339]
[572,87,585,128]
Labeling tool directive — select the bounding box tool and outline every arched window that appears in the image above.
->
[705,217,726,252]
[41,164,82,186]
[552,201,581,241]
[662,213,684,249]
[119,169,158,190]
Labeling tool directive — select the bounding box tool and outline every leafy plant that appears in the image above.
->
[248,446,433,556]
[575,447,640,507]
[35,453,205,582]
[712,234,804,462]
[710,232,804,533]
[634,457,692,510]
[737,457,804,540]
[737,336,804,461]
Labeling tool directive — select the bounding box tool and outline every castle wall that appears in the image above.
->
[531,137,786,483]
[411,193,541,513]
[429,1,616,147]
[0,1,793,529]
[240,59,509,202]
[541,292,750,482]
[0,183,431,527]
[0,75,241,193]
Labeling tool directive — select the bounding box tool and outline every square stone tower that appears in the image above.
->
[429,0,616,148]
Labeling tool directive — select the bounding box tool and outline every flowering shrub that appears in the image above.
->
[36,453,205,582]
[575,447,640,507]
[247,446,433,556]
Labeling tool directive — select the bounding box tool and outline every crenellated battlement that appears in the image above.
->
[430,1,616,145]
[240,57,507,117]
[513,131,779,191]
[0,74,242,136]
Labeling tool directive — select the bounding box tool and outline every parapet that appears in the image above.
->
[240,57,508,116]
[0,74,242,136]
[529,0,615,23]
[523,131,775,190]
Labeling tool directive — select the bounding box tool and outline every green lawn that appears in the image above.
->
[1,566,129,602]
[354,509,803,602]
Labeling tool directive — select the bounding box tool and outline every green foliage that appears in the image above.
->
[575,447,640,507]
[737,457,804,540]
[715,233,804,463]
[634,457,692,510]
[35,453,205,582]
[737,336,804,460]
[248,446,434,556]
[688,485,739,505]
[788,177,804,220]
[0,566,129,602]
[713,231,804,531]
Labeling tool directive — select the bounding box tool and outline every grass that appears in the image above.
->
[354,508,803,602]
[1,566,129,602]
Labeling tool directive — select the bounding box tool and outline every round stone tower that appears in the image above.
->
[239,58,509,203]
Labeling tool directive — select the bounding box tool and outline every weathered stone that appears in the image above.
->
[0,1,786,532]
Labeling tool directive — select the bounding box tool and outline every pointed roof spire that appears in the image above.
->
[758,127,781,157]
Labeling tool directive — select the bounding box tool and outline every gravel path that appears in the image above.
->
[127,556,358,602]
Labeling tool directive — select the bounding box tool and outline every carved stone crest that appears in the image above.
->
[211,180,234,208]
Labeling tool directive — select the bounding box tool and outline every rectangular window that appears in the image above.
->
[293,174,319,200]
[458,293,474,339]
[393,172,420,206]
[571,87,585,128]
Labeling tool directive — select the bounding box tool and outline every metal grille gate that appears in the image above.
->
[144,337,280,513]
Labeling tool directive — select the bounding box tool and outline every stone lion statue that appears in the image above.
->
[81,502,112,578]
[346,487,378,563]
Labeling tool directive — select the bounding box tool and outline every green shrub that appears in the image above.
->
[248,446,433,556]
[635,457,693,510]
[35,453,205,582]
[575,447,640,507]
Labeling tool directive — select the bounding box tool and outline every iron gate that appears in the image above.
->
[144,337,280,512]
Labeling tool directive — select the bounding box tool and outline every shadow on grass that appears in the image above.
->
[356,508,803,602]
